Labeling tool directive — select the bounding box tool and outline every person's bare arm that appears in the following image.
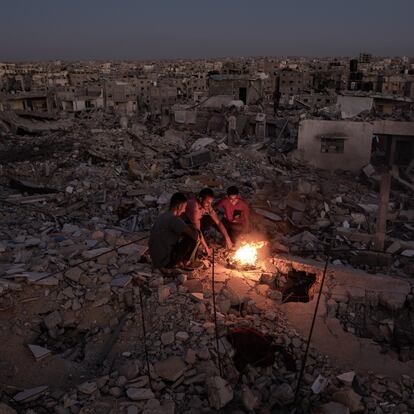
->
[210,210,233,249]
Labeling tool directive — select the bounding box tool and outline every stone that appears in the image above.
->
[332,389,362,413]
[158,286,171,304]
[117,360,140,380]
[176,331,189,342]
[77,381,97,395]
[189,292,204,302]
[111,275,132,288]
[43,310,62,330]
[183,279,203,292]
[126,388,155,401]
[242,385,259,411]
[206,376,233,409]
[13,385,49,402]
[109,387,123,397]
[28,344,51,361]
[270,383,294,406]
[82,247,111,259]
[161,331,175,346]
[154,356,186,382]
[386,241,402,254]
[336,372,355,386]
[65,267,82,282]
[127,406,139,414]
[185,349,196,364]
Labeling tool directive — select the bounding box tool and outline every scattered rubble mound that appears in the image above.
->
[0,112,413,413]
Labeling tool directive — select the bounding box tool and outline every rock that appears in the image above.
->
[0,403,17,414]
[43,310,62,330]
[314,402,350,414]
[242,385,259,411]
[206,376,233,409]
[13,385,48,402]
[386,241,402,254]
[65,267,82,282]
[82,247,111,259]
[270,383,294,407]
[189,292,204,302]
[77,381,97,395]
[158,286,171,304]
[126,388,155,401]
[154,356,186,382]
[27,344,51,361]
[332,389,362,412]
[176,331,189,342]
[127,406,139,414]
[117,360,141,380]
[109,387,123,397]
[161,331,175,346]
[336,372,355,386]
[185,349,196,364]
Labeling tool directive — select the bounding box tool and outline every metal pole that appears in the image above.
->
[294,250,330,404]
[211,248,223,377]
[138,286,153,391]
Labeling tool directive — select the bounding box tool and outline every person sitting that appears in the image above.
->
[215,186,250,243]
[183,188,233,256]
[149,192,200,270]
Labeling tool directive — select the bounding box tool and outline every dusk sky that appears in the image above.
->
[0,0,413,61]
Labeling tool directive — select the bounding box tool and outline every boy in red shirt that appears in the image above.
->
[215,186,250,243]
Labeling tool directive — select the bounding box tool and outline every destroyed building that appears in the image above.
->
[0,54,414,414]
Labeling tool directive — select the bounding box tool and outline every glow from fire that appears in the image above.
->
[233,241,266,266]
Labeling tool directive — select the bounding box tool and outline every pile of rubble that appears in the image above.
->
[0,112,413,413]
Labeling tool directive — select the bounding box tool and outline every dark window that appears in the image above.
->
[321,138,345,154]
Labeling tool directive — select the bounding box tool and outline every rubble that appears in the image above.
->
[0,88,413,414]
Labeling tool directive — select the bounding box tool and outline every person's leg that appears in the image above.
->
[222,219,243,244]
[169,235,200,267]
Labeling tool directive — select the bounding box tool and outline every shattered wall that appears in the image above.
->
[297,120,373,171]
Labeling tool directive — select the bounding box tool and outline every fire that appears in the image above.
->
[233,241,266,266]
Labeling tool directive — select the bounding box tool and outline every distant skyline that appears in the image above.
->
[0,0,413,61]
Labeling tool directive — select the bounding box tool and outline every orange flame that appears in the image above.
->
[233,241,266,266]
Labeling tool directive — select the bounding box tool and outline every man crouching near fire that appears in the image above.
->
[149,192,201,271]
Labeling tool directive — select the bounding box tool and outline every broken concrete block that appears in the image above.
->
[254,208,282,222]
[242,385,259,411]
[176,331,189,342]
[111,275,132,288]
[43,310,62,330]
[158,286,171,304]
[179,149,211,169]
[14,385,48,402]
[386,241,402,254]
[189,292,204,302]
[206,376,233,409]
[332,388,362,412]
[82,247,111,259]
[77,381,97,395]
[362,164,376,178]
[28,344,51,361]
[65,267,82,282]
[270,383,294,406]
[154,356,186,382]
[336,371,355,386]
[126,388,154,401]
